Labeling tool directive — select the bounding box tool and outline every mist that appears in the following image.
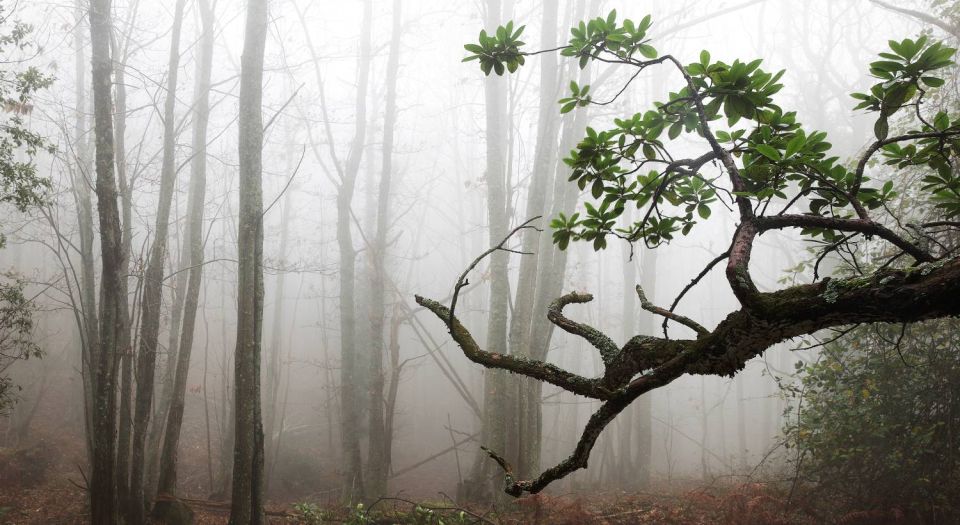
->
[1,0,959,523]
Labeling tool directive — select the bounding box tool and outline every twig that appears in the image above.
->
[637,285,708,337]
[448,216,541,328]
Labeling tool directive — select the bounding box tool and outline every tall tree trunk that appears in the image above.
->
[88,0,124,521]
[229,0,268,520]
[128,1,186,520]
[110,13,136,510]
[463,0,514,502]
[264,138,293,490]
[634,249,655,487]
[616,247,637,488]
[506,0,559,479]
[336,0,373,502]
[510,0,593,491]
[156,0,214,510]
[365,0,402,498]
[72,0,97,462]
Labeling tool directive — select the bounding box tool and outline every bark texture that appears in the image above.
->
[229,0,268,521]
[88,0,124,521]
[156,0,214,512]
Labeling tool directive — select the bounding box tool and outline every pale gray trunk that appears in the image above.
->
[264,139,293,490]
[128,1,185,520]
[336,0,372,502]
[505,0,559,479]
[156,0,214,506]
[364,0,402,498]
[72,0,97,462]
[634,249,655,487]
[465,0,511,502]
[616,247,637,487]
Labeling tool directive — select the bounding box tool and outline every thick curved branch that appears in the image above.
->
[414,295,613,399]
[486,256,960,496]
[726,221,763,310]
[546,292,619,365]
[635,285,708,337]
[757,214,933,263]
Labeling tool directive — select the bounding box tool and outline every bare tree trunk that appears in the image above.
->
[335,0,372,502]
[737,375,748,471]
[365,0,402,498]
[463,0,511,502]
[264,136,293,490]
[229,0,268,520]
[506,0,559,480]
[155,0,214,517]
[110,12,136,510]
[72,0,97,462]
[88,0,124,521]
[617,248,636,488]
[634,249,655,487]
[128,1,186,521]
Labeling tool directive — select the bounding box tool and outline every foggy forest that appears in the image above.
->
[1,0,959,523]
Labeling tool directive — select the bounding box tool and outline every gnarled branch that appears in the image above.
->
[546,292,619,365]
[419,253,960,496]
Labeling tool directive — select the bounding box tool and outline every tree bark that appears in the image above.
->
[110,11,136,510]
[418,253,960,495]
[88,0,124,521]
[156,0,214,510]
[229,0,268,520]
[128,1,186,520]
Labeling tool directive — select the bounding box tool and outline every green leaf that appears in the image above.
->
[785,133,805,158]
[591,177,604,198]
[874,116,889,141]
[754,144,781,161]
[697,203,711,219]
[642,143,656,160]
[638,44,657,59]
[668,121,683,140]
[921,76,945,87]
[934,111,949,130]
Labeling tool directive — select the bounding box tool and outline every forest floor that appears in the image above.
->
[0,474,830,525]
[0,409,869,524]
[0,431,838,525]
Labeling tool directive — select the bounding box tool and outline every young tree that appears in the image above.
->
[420,11,960,496]
[295,0,373,501]
[230,0,268,521]
[155,0,216,520]
[127,1,186,520]
[365,0,402,498]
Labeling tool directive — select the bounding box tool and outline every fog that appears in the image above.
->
[2,0,957,523]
